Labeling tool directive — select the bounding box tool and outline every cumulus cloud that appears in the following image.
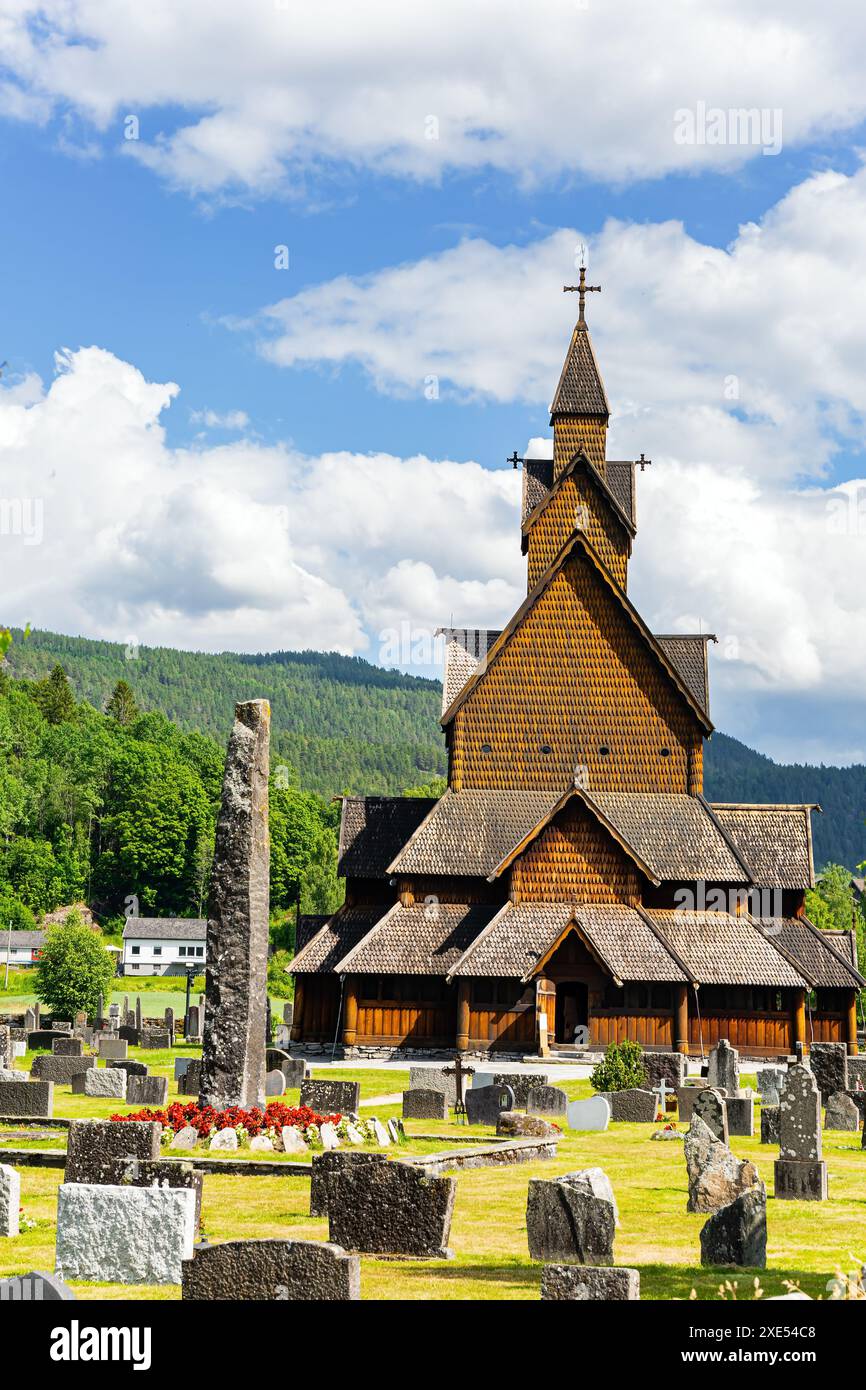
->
[3,1,866,195]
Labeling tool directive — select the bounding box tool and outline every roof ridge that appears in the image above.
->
[696,793,756,883]
[797,913,866,987]
[634,905,697,984]
[521,449,635,544]
[444,901,513,982]
[332,902,400,974]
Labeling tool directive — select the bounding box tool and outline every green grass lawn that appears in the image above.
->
[1,1047,863,1301]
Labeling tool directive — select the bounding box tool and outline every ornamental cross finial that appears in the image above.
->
[563,261,601,326]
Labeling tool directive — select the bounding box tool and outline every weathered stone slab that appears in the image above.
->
[27,1031,59,1051]
[824,1090,859,1131]
[808,1042,847,1100]
[693,1087,729,1144]
[83,1067,128,1099]
[178,1059,203,1096]
[116,1158,203,1233]
[496,1112,559,1138]
[758,1068,785,1108]
[55,1184,196,1284]
[700,1184,767,1268]
[409,1065,460,1105]
[707,1038,739,1094]
[97,1038,128,1060]
[760,1107,780,1145]
[685,1115,760,1214]
[527,1167,617,1265]
[774,1158,828,1201]
[182,1238,359,1300]
[847,1056,866,1088]
[65,1119,162,1184]
[0,1081,53,1117]
[779,1064,822,1161]
[0,1025,10,1070]
[200,699,271,1111]
[52,1036,83,1057]
[465,1083,514,1126]
[280,1125,308,1155]
[327,1154,455,1258]
[0,1163,20,1236]
[402,1088,448,1120]
[300,1078,360,1114]
[0,1270,75,1299]
[598,1088,656,1123]
[642,1052,685,1091]
[209,1128,238,1151]
[265,1051,306,1087]
[676,1082,710,1122]
[108,1059,148,1078]
[474,1072,549,1110]
[119,1026,141,1046]
[141,1028,171,1050]
[310,1149,383,1217]
[725,1095,754,1138]
[566,1096,610,1132]
[526,1084,567,1117]
[31,1054,96,1084]
[126,1075,169,1107]
[266,1070,286,1096]
[541,1265,640,1300]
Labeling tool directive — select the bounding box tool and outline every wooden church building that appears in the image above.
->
[291,272,862,1059]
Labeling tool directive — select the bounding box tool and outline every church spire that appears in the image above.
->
[550,258,609,477]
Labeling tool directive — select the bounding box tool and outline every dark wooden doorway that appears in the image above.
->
[556,981,588,1044]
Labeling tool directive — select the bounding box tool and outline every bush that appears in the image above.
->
[267,949,293,1001]
[35,920,115,1020]
[590,1039,647,1093]
[0,892,36,932]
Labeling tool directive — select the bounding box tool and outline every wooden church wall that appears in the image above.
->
[451,555,702,793]
[553,415,607,476]
[467,979,537,1050]
[355,976,455,1047]
[526,472,629,590]
[509,799,643,903]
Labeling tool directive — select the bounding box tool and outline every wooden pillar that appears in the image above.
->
[342,975,359,1048]
[456,980,470,1052]
[674,982,689,1055]
[846,988,858,1056]
[791,988,806,1052]
[290,978,305,1043]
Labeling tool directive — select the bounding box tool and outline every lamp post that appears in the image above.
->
[3,921,11,992]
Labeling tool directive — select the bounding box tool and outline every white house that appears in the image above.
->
[121,918,207,976]
[0,930,46,967]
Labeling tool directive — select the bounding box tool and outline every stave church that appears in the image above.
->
[291,271,862,1059]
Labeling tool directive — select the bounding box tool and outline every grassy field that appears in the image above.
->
[0,1045,861,1301]
[0,974,289,1020]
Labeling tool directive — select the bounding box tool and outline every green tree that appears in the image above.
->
[805,864,861,933]
[0,891,36,931]
[34,664,76,725]
[105,679,138,726]
[590,1040,648,1093]
[2,836,64,914]
[403,776,446,798]
[35,917,115,1020]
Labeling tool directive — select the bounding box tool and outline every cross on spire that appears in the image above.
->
[563,262,601,326]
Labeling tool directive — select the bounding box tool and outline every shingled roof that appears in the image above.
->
[521,450,636,551]
[646,910,808,987]
[522,458,554,525]
[388,787,560,878]
[337,797,437,879]
[121,917,207,941]
[336,902,496,976]
[448,902,574,979]
[550,325,610,417]
[291,906,386,974]
[711,805,816,889]
[605,461,636,529]
[572,905,688,984]
[437,628,502,714]
[655,636,713,716]
[587,792,751,883]
[762,917,865,989]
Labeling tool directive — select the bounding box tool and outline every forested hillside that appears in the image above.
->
[3,628,864,877]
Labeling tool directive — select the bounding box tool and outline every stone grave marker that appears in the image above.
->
[824,1090,859,1132]
[386,1118,402,1144]
[31,1054,95,1084]
[97,1037,128,1060]
[642,1052,686,1092]
[775,1063,827,1200]
[724,1095,754,1138]
[465,1082,514,1126]
[693,1087,729,1144]
[402,1088,448,1120]
[760,1107,780,1144]
[685,1114,760,1213]
[327,1154,456,1258]
[281,1125,308,1155]
[0,1271,75,1300]
[526,1084,567,1117]
[707,1038,739,1094]
[185,1005,200,1039]
[300,1078,360,1114]
[65,1119,161,1184]
[757,1068,785,1108]
[700,1184,767,1268]
[209,1128,239,1151]
[265,1070,286,1097]
[83,1067,128,1100]
[496,1112,560,1138]
[178,1059,203,1096]
[117,1158,204,1233]
[171,1126,200,1151]
[566,1096,611,1132]
[174,1057,193,1080]
[52,1036,83,1057]
[182,1237,359,1300]
[370,1117,390,1145]
[542,1266,640,1300]
[108,1059,148,1078]
[809,1042,848,1101]
[598,1088,657,1122]
[126,1075,169,1107]
[320,1122,340,1150]
[55,1184,196,1284]
[408,1064,459,1105]
[0,1081,53,1118]
[0,1163,20,1237]
[526,1167,618,1265]
[27,1030,60,1050]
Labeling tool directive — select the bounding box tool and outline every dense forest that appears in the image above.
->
[0,629,863,936]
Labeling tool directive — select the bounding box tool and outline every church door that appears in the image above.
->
[556,982,588,1044]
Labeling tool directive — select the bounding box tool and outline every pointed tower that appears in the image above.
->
[551,264,609,479]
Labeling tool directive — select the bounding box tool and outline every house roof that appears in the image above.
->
[3,931,46,950]
[646,910,807,988]
[571,905,688,985]
[550,324,610,417]
[605,462,637,529]
[437,628,502,715]
[522,458,554,525]
[521,451,636,549]
[711,805,817,889]
[655,636,714,716]
[587,792,752,883]
[335,902,496,976]
[440,529,714,732]
[290,906,386,974]
[448,902,574,979]
[764,917,865,989]
[121,918,207,941]
[387,787,561,878]
[337,796,437,879]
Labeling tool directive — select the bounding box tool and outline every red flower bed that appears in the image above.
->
[110,1100,340,1138]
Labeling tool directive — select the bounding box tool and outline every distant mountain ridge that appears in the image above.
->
[6,628,864,871]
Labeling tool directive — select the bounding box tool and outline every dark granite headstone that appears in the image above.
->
[402,1088,448,1120]
[119,1026,141,1046]
[200,699,270,1111]
[775,1064,827,1201]
[27,1031,59,1051]
[824,1090,859,1131]
[542,1265,640,1300]
[724,1095,754,1138]
[599,1088,657,1123]
[700,1184,767,1268]
[182,1238,359,1300]
[808,1043,848,1101]
[526,1084,567,1117]
[760,1106,780,1145]
[178,1059,203,1096]
[526,1168,617,1265]
[693,1087,729,1144]
[310,1150,383,1217]
[0,1081,54,1116]
[52,1036,83,1057]
[64,1118,161,1184]
[465,1083,514,1126]
[489,1072,549,1110]
[642,1052,685,1092]
[30,1054,95,1084]
[108,1059,149,1077]
[327,1154,455,1258]
[126,1075,169,1107]
[300,1078,360,1115]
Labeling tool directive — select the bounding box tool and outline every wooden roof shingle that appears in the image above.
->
[763,917,865,989]
[338,796,437,879]
[290,906,386,974]
[711,805,816,889]
[336,902,497,976]
[387,787,560,878]
[646,910,808,988]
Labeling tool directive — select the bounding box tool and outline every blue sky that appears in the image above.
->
[2,2,866,764]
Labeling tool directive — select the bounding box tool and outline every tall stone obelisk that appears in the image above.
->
[199,699,270,1110]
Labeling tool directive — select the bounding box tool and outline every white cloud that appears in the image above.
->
[3,1,866,195]
[189,408,250,431]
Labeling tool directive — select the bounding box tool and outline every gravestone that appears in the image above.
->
[108,1059,148,1078]
[642,1053,686,1092]
[266,1070,286,1097]
[186,1005,201,1039]
[386,1118,402,1144]
[174,1057,193,1080]
[0,1025,10,1069]
[707,1038,739,1094]
[408,1064,459,1105]
[809,1042,848,1100]
[283,1001,294,1027]
[200,699,271,1111]
[676,1082,710,1122]
[182,1238,359,1300]
[27,1030,59,1050]
[310,1150,383,1216]
[327,1154,456,1258]
[465,1083,514,1126]
[566,1096,611,1132]
[24,1008,36,1033]
[52,1036,83,1057]
[700,1184,767,1268]
[31,1054,95,1084]
[281,1125,308,1155]
[250,1135,273,1152]
[496,1112,560,1138]
[0,1163,20,1237]
[0,1270,75,1300]
[210,1128,239,1151]
[65,1119,161,1184]
[526,1168,617,1265]
[824,1090,859,1132]
[126,1075,169,1107]
[83,1067,128,1099]
[0,1081,53,1117]
[757,1068,785,1108]
[135,997,142,1031]
[774,1063,827,1201]
[164,1008,175,1033]
[598,1088,656,1123]
[300,1079,360,1115]
[320,1122,340,1151]
[119,1026,141,1046]
[178,1059,203,1096]
[402,1088,448,1120]
[848,1056,866,1088]
[171,1126,200,1151]
[693,1087,729,1144]
[526,1084,567,1117]
[475,1072,549,1110]
[760,1107,780,1144]
[116,1158,203,1234]
[370,1118,390,1145]
[541,1266,640,1300]
[685,1114,760,1214]
[55,1184,196,1284]
[724,1095,755,1138]
[97,1037,128,1060]
[141,1028,171,1050]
